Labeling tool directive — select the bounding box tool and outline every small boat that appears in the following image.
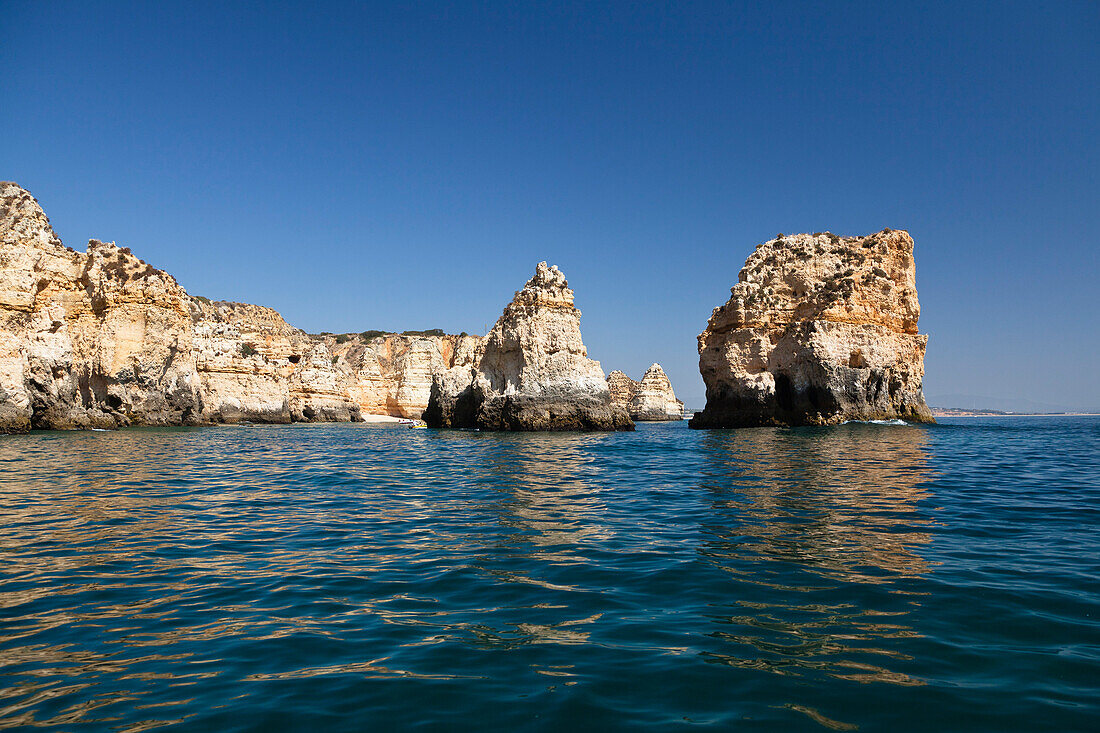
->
[409,421,428,429]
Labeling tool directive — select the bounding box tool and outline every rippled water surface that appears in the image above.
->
[1,417,1098,731]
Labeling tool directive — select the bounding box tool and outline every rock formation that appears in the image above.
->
[423,262,633,431]
[327,333,483,419]
[0,184,656,433]
[190,300,360,424]
[607,364,684,421]
[0,181,463,432]
[691,230,934,428]
[1,182,205,431]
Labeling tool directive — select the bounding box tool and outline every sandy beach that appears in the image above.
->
[359,414,407,423]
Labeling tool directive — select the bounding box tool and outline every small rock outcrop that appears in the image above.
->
[607,364,684,421]
[424,262,633,431]
[690,230,934,428]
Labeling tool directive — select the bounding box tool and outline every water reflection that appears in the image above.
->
[0,421,989,731]
[475,433,610,554]
[414,432,613,651]
[696,424,934,694]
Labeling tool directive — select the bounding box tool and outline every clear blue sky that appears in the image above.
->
[3,1,1097,411]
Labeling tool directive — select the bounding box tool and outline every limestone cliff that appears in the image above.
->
[607,364,684,421]
[691,230,934,428]
[1,182,204,431]
[190,300,360,424]
[0,184,644,432]
[424,262,633,431]
[0,182,368,432]
[327,333,483,419]
[2,182,542,431]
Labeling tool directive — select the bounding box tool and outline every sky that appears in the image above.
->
[2,1,1097,411]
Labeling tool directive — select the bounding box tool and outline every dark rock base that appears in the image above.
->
[689,370,935,429]
[425,387,633,431]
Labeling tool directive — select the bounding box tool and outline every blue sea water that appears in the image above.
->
[0,417,1097,731]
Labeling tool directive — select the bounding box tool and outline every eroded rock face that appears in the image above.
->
[1,182,204,431]
[190,300,360,424]
[0,183,498,431]
[0,182,367,432]
[607,364,684,421]
[691,230,934,428]
[424,262,633,431]
[327,333,484,419]
[1,185,639,432]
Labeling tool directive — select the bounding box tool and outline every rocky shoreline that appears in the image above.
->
[3,183,935,434]
[1,184,676,433]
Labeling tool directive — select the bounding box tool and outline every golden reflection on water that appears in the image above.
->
[475,433,611,554]
[0,430,367,727]
[0,424,945,730]
[451,434,610,650]
[701,425,934,581]
[697,424,935,694]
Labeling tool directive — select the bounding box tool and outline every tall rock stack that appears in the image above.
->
[424,262,633,431]
[691,230,934,428]
[606,370,637,414]
[607,364,684,421]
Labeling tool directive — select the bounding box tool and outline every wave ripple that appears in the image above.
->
[0,418,1097,731]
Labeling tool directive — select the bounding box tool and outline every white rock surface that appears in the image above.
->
[607,363,684,421]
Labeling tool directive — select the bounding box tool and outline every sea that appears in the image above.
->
[0,417,1097,731]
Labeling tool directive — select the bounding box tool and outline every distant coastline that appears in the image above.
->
[931,408,1100,417]
[679,408,1100,420]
